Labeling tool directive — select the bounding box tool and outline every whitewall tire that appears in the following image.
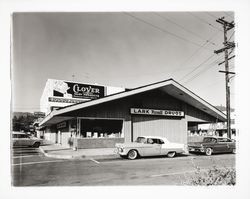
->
[127,150,138,160]
[167,151,176,158]
[205,148,213,156]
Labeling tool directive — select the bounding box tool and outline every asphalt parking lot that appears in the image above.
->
[11,146,236,186]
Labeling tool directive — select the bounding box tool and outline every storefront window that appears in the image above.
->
[79,118,123,138]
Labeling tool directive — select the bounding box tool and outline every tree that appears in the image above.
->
[12,112,36,132]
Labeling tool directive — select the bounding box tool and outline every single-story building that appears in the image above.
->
[39,78,226,149]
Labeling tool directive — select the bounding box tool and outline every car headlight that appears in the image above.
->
[119,147,124,152]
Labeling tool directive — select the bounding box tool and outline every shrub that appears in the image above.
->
[186,166,236,186]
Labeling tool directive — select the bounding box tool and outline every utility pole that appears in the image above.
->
[214,17,235,139]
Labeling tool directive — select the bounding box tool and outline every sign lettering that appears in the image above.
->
[130,108,184,117]
[57,121,67,129]
[53,80,105,100]
[48,97,85,103]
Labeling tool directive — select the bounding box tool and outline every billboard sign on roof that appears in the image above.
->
[52,80,105,100]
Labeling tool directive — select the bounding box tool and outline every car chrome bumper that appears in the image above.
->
[188,147,205,153]
[114,148,127,156]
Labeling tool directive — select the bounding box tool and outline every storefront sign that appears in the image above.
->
[52,80,105,100]
[130,108,184,117]
[57,121,67,129]
[48,97,84,104]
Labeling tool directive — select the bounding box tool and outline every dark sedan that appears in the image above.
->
[188,136,236,156]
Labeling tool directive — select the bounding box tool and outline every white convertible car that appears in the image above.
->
[115,136,186,160]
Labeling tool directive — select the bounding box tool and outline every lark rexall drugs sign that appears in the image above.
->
[52,80,105,99]
[130,108,184,117]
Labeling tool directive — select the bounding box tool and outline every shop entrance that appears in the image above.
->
[79,118,123,138]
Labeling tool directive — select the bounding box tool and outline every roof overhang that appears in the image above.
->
[39,79,226,126]
[39,116,75,126]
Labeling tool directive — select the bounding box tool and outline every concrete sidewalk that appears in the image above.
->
[39,144,118,159]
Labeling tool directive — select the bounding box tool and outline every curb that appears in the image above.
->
[39,146,83,159]
[39,146,117,160]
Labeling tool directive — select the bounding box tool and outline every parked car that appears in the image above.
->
[115,136,186,160]
[188,136,236,156]
[12,132,42,148]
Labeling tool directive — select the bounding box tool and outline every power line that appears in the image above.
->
[223,12,234,20]
[188,12,223,32]
[123,12,213,51]
[199,79,224,89]
[169,28,222,78]
[154,12,216,46]
[183,55,224,84]
[228,31,235,41]
[178,53,216,82]
[205,12,219,20]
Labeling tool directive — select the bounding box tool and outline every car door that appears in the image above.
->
[14,134,24,146]
[18,134,31,146]
[12,134,18,146]
[214,138,228,153]
[143,138,161,156]
[151,139,162,156]
[225,138,235,152]
[158,139,170,155]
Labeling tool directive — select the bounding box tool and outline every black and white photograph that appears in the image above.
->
[1,0,250,198]
[11,11,237,186]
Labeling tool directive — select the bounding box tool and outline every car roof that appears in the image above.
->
[138,136,167,140]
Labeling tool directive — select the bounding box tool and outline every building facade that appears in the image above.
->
[39,79,226,149]
[196,111,236,139]
[40,79,125,115]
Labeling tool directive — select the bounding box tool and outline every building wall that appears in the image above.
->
[132,115,186,144]
[59,89,215,146]
[44,126,57,142]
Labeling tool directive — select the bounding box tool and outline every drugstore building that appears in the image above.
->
[39,78,226,149]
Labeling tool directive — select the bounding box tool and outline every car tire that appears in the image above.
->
[205,148,213,156]
[167,151,176,158]
[127,149,138,160]
[33,142,40,148]
[119,155,126,158]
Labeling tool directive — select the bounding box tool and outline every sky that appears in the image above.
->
[12,12,235,112]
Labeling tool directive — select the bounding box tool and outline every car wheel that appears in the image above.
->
[205,148,213,156]
[33,142,40,148]
[119,155,126,158]
[167,151,176,158]
[127,150,138,160]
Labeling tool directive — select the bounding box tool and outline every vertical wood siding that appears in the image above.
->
[132,116,186,144]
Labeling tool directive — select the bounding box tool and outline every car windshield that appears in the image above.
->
[203,137,217,143]
[135,137,146,143]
